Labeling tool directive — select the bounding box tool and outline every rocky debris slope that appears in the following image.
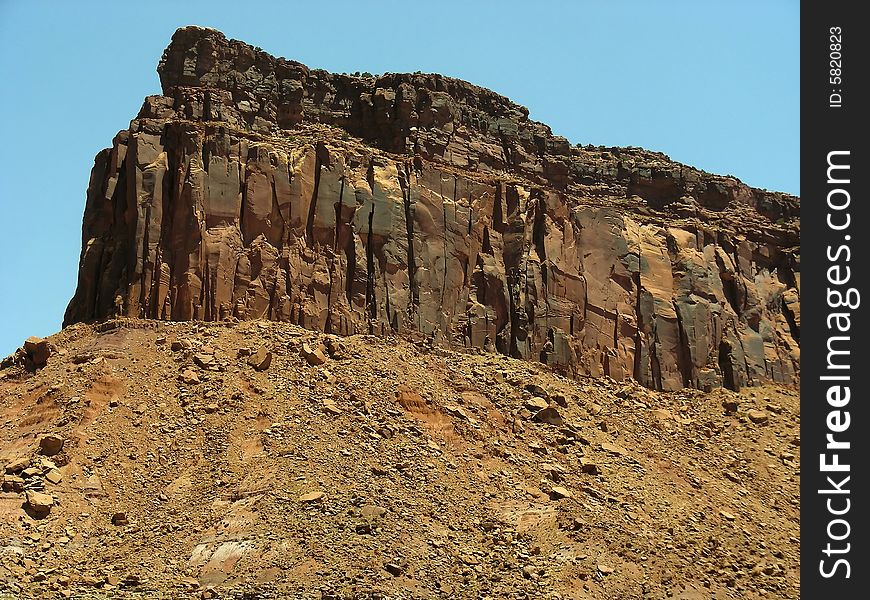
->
[1,320,799,598]
[64,26,800,391]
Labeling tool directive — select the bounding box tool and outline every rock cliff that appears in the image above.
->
[64,26,800,391]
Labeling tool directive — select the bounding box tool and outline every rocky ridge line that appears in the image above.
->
[64,26,800,391]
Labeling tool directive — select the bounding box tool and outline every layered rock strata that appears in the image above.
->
[65,26,800,390]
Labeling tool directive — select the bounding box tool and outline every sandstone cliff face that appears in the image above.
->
[65,26,800,391]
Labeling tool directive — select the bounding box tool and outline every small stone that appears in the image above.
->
[384,562,404,576]
[298,491,327,503]
[597,564,614,575]
[322,399,343,415]
[247,347,272,371]
[550,486,572,500]
[180,369,201,385]
[579,458,599,475]
[534,406,563,426]
[525,397,549,411]
[39,435,65,456]
[193,353,214,368]
[747,409,769,425]
[2,474,25,492]
[360,505,387,519]
[528,441,547,455]
[461,554,480,565]
[22,466,41,478]
[524,384,549,398]
[5,456,30,474]
[720,510,737,521]
[301,343,328,366]
[25,490,54,515]
[324,336,344,357]
[111,512,129,526]
[541,463,566,481]
[444,404,469,420]
[652,408,673,421]
[722,399,739,414]
[170,340,191,352]
[45,469,63,485]
[601,441,628,456]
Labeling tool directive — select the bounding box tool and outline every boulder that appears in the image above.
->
[23,336,52,367]
[39,435,65,456]
[301,343,328,366]
[25,490,54,515]
[246,347,272,371]
[533,407,564,426]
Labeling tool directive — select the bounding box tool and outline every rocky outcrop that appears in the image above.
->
[64,26,799,390]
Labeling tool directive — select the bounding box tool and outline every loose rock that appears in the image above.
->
[247,347,272,371]
[25,490,54,515]
[525,397,549,411]
[24,336,52,367]
[534,406,564,426]
[301,343,328,366]
[747,409,769,425]
[39,435,65,456]
[298,491,327,503]
[549,486,573,500]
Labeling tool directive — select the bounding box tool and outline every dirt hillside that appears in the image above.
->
[0,320,799,599]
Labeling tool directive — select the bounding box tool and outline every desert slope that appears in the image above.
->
[2,319,798,598]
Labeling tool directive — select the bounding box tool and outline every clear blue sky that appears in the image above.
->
[0,0,798,356]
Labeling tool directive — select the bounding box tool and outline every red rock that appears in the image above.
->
[301,343,328,366]
[4,456,29,474]
[2,475,25,492]
[25,490,54,515]
[549,486,572,500]
[193,353,214,368]
[747,409,769,425]
[39,435,65,456]
[180,369,201,385]
[23,336,52,367]
[298,491,326,503]
[525,397,549,411]
[246,347,272,371]
[62,26,799,393]
[533,407,564,426]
